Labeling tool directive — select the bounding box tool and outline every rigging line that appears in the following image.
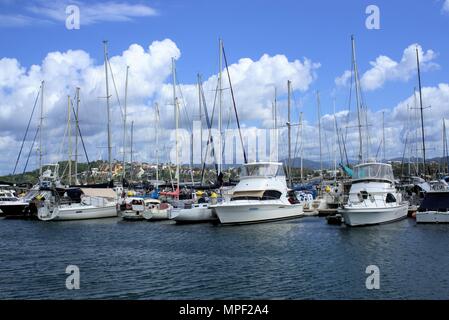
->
[222,44,248,164]
[13,88,40,175]
[107,56,124,120]
[200,76,220,184]
[292,91,301,161]
[23,126,40,175]
[71,99,91,172]
[221,94,233,158]
[174,68,193,133]
[345,49,355,144]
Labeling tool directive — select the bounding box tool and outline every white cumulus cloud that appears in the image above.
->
[335,44,439,91]
[0,39,319,175]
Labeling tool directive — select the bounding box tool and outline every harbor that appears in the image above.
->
[1,0,449,302]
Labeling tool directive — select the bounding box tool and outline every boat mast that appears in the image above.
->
[274,87,278,161]
[316,91,322,175]
[351,35,364,164]
[123,66,129,181]
[197,74,203,162]
[413,88,420,175]
[287,80,292,185]
[382,111,386,162]
[441,119,448,174]
[155,102,160,190]
[39,80,44,176]
[300,112,304,182]
[67,95,72,185]
[172,58,180,196]
[218,38,223,174]
[103,40,112,181]
[175,98,180,196]
[333,98,337,180]
[130,120,134,182]
[416,47,427,176]
[74,87,80,185]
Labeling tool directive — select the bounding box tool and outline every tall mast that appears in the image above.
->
[287,80,292,186]
[123,66,129,181]
[172,58,179,195]
[352,35,364,164]
[175,98,180,195]
[103,40,112,181]
[333,98,337,180]
[382,111,386,162]
[416,47,427,176]
[39,80,44,176]
[272,87,278,162]
[413,88,420,174]
[300,112,304,182]
[67,95,72,185]
[130,120,134,182]
[218,38,223,174]
[74,87,80,185]
[155,103,160,189]
[316,91,322,174]
[443,119,449,173]
[197,74,203,162]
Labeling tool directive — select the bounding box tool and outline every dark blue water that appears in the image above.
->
[1,216,448,299]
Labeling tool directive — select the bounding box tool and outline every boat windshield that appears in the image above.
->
[352,163,394,182]
[240,163,284,178]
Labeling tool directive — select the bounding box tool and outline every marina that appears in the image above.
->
[1,0,449,302]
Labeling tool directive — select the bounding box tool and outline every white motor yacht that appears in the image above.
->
[211,162,304,225]
[338,162,408,226]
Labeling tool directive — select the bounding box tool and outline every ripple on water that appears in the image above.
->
[1,217,449,299]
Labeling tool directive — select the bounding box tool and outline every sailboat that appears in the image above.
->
[37,41,119,221]
[338,35,408,226]
[37,187,117,221]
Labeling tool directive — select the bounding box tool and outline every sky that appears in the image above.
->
[1,0,449,175]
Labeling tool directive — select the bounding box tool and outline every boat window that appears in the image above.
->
[262,190,282,200]
[353,163,394,182]
[386,193,396,203]
[240,164,284,178]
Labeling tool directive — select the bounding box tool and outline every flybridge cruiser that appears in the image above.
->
[211,162,304,225]
[338,162,408,226]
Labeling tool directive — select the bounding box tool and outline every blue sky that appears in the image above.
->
[1,0,449,173]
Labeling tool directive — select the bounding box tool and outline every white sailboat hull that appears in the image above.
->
[213,201,304,225]
[339,204,408,226]
[52,205,117,221]
[416,211,449,224]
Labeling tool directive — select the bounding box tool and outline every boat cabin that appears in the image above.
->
[239,162,285,178]
[352,163,394,184]
[418,191,449,212]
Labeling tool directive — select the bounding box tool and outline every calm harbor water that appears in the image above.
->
[0,216,448,299]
